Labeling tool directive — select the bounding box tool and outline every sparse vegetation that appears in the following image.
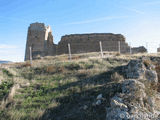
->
[111,72,124,82]
[0,81,13,101]
[2,69,13,77]
[143,59,152,68]
[0,53,159,120]
[144,81,157,97]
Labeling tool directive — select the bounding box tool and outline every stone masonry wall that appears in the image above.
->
[131,46,147,54]
[25,23,56,61]
[158,47,160,52]
[25,23,147,61]
[57,33,130,55]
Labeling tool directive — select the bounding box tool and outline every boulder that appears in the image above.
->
[124,60,145,79]
[145,70,158,83]
[122,79,146,99]
[106,59,160,120]
[96,100,102,105]
[124,59,158,84]
[97,94,103,100]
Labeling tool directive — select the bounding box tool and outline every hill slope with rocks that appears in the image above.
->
[0,52,160,120]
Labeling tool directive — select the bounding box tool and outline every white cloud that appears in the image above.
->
[127,8,145,14]
[123,7,145,15]
[65,16,128,25]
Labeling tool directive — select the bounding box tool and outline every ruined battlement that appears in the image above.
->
[24,23,147,61]
[60,33,125,42]
[29,23,46,31]
[62,33,125,38]
[25,23,56,61]
[57,33,129,55]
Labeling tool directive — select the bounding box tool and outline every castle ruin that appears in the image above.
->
[158,47,160,52]
[25,23,56,60]
[25,22,147,61]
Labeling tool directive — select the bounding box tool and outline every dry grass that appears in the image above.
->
[46,66,64,74]
[0,52,159,120]
[143,59,152,68]
[21,62,32,68]
[155,97,160,111]
[111,72,124,82]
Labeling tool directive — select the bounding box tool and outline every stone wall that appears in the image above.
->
[131,46,147,54]
[25,23,147,61]
[57,33,130,55]
[25,23,56,61]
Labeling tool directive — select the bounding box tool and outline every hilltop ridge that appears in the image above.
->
[0,52,160,120]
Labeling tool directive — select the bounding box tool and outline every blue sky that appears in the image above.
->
[0,0,160,61]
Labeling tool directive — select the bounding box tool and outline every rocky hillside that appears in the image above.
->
[0,52,160,120]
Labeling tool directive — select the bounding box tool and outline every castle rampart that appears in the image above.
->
[25,23,147,61]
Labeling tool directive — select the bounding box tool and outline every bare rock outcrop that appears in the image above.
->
[106,59,160,120]
[123,59,158,83]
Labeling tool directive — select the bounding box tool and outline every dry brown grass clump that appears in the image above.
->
[143,59,152,68]
[111,72,124,82]
[71,56,81,60]
[46,66,65,74]
[115,52,121,56]
[21,62,32,68]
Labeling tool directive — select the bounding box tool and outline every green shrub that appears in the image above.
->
[84,63,94,69]
[64,63,81,70]
[0,81,14,100]
[21,72,34,80]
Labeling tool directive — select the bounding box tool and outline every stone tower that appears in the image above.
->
[25,23,56,61]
